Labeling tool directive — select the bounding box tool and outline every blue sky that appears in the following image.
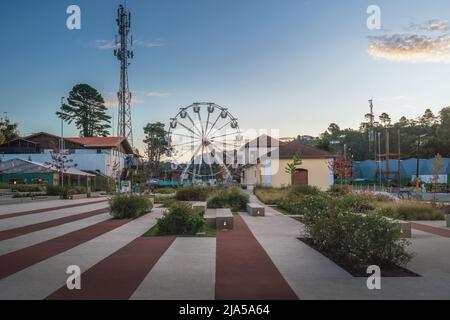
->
[2,0,450,152]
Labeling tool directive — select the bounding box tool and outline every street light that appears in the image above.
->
[415,134,427,192]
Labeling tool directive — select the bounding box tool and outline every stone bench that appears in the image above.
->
[216,208,234,230]
[247,203,265,217]
[387,218,412,238]
[204,209,217,228]
[192,202,207,214]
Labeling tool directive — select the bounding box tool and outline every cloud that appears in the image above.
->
[94,40,118,49]
[426,20,449,32]
[146,91,170,97]
[367,33,450,63]
[406,20,449,32]
[104,95,145,108]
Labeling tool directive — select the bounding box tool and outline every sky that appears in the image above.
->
[2,0,450,153]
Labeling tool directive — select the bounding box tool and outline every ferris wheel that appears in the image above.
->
[166,103,243,183]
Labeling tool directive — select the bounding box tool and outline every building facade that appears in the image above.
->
[241,138,335,191]
[0,133,135,178]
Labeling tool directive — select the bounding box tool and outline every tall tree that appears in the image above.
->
[0,116,20,142]
[57,84,111,137]
[379,113,392,127]
[144,122,169,179]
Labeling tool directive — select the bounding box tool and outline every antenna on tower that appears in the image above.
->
[115,3,134,147]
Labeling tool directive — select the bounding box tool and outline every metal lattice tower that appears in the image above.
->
[114,4,134,147]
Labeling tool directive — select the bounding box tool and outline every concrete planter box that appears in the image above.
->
[204,209,217,228]
[386,218,412,238]
[192,202,207,214]
[216,208,234,230]
[247,203,265,217]
[447,214,450,228]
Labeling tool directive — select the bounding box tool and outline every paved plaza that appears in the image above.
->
[0,196,449,300]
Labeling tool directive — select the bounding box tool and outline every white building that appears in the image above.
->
[0,132,135,178]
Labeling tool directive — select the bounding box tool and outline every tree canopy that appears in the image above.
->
[302,106,450,161]
[0,116,20,143]
[143,122,169,178]
[57,84,111,137]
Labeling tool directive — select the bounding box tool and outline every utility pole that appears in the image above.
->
[416,134,426,192]
[60,97,65,187]
[114,3,134,146]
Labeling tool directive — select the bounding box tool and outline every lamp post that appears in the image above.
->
[416,134,427,193]
[60,97,65,187]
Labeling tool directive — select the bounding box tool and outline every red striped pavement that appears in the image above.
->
[0,219,129,280]
[215,215,298,300]
[412,222,450,238]
[0,208,110,241]
[0,199,109,220]
[46,237,175,300]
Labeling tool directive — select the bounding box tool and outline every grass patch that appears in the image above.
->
[144,222,217,238]
[254,187,289,205]
[374,201,446,221]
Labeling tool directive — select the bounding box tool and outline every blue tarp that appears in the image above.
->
[354,157,450,180]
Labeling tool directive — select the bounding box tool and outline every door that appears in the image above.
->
[292,169,308,186]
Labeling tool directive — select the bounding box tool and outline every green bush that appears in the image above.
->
[290,185,321,196]
[208,187,249,211]
[175,186,211,201]
[303,206,412,271]
[254,186,289,205]
[328,185,353,195]
[10,184,44,192]
[156,203,205,235]
[109,194,153,219]
[154,187,177,195]
[375,201,446,221]
[46,185,66,196]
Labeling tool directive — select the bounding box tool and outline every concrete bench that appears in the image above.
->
[216,209,234,230]
[387,218,412,238]
[204,209,217,228]
[192,202,207,214]
[446,214,450,228]
[247,203,265,217]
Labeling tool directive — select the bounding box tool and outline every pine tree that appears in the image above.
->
[57,84,111,137]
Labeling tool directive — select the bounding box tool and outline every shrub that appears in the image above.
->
[290,185,321,196]
[329,185,353,195]
[154,187,177,195]
[375,201,446,221]
[156,203,205,235]
[46,185,66,196]
[254,187,289,205]
[208,187,249,211]
[175,186,211,201]
[10,184,43,192]
[109,194,153,219]
[303,206,412,271]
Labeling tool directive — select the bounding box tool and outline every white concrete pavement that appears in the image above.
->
[0,208,163,300]
[0,213,112,255]
[243,194,450,300]
[131,238,216,300]
[0,202,109,232]
[0,198,108,216]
